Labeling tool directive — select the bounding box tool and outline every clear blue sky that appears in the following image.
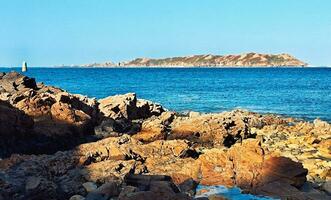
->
[0,0,330,66]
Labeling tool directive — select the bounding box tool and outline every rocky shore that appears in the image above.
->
[0,72,330,200]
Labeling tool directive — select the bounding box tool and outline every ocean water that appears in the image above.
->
[1,67,331,121]
[195,185,278,200]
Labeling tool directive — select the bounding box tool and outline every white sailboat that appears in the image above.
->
[22,61,28,72]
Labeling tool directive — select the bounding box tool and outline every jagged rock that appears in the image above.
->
[0,72,37,93]
[94,118,141,138]
[137,99,165,117]
[133,111,175,142]
[169,110,256,147]
[0,73,99,156]
[98,93,164,120]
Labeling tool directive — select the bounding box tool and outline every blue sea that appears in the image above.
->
[2,67,331,122]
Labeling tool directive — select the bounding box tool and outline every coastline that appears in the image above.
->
[0,71,330,199]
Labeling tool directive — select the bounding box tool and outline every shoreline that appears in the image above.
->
[0,72,330,199]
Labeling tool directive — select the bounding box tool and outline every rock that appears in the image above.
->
[257,118,331,185]
[137,99,165,117]
[81,160,139,183]
[0,100,34,157]
[322,181,331,195]
[25,176,41,190]
[70,195,86,200]
[0,73,99,156]
[188,111,200,118]
[177,178,198,196]
[0,72,37,92]
[198,148,235,186]
[95,118,140,137]
[133,111,175,142]
[85,193,106,200]
[118,186,139,199]
[98,93,140,120]
[1,72,330,200]
[93,181,120,197]
[82,182,98,192]
[208,195,228,200]
[50,92,97,135]
[169,110,255,147]
[121,174,192,200]
[98,93,164,120]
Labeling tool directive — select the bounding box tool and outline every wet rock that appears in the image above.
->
[82,182,98,192]
[25,176,41,191]
[208,195,228,200]
[178,178,198,196]
[85,193,106,200]
[122,174,192,200]
[322,181,331,195]
[69,195,85,200]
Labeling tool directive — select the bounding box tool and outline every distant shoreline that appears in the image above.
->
[55,52,309,68]
[2,66,331,69]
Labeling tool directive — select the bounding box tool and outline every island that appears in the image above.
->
[79,52,308,68]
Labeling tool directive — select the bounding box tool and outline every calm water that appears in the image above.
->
[2,67,331,121]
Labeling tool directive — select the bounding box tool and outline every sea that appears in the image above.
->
[1,67,331,122]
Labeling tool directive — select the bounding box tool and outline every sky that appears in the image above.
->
[0,0,330,67]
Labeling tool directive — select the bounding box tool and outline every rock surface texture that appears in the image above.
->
[0,72,330,200]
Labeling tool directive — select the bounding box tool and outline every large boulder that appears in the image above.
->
[0,72,37,93]
[0,73,99,156]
